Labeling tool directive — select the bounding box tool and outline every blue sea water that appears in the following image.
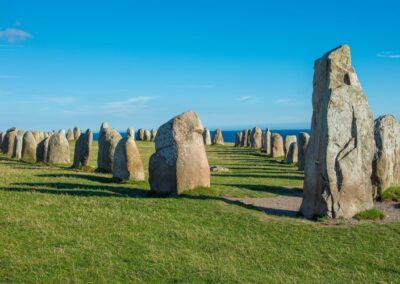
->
[93,129,311,143]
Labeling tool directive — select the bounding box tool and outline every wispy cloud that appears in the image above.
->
[175,84,214,89]
[103,96,155,115]
[0,28,32,43]
[48,96,77,105]
[0,75,21,79]
[235,96,253,101]
[376,51,400,59]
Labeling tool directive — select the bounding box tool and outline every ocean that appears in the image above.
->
[93,129,311,143]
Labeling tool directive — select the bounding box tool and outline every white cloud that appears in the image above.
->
[235,96,253,101]
[103,96,155,115]
[48,97,77,105]
[376,51,400,59]
[0,28,32,43]
[175,84,214,89]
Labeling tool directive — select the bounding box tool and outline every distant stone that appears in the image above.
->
[285,142,298,164]
[21,131,37,162]
[47,131,70,164]
[66,129,74,141]
[144,129,151,141]
[212,129,224,145]
[235,132,242,147]
[240,130,248,147]
[127,128,135,138]
[271,133,284,158]
[150,128,157,141]
[284,135,297,161]
[137,128,145,141]
[263,128,272,155]
[12,130,25,159]
[149,111,210,195]
[210,165,229,172]
[73,127,81,140]
[37,136,50,163]
[246,129,251,147]
[97,126,122,173]
[298,132,310,171]
[250,127,262,148]
[372,115,400,198]
[203,128,212,145]
[2,128,18,155]
[113,137,145,181]
[73,129,93,168]
[301,45,374,219]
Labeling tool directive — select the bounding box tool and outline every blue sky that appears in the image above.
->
[1,0,399,131]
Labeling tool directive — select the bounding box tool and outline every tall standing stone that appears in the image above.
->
[2,127,18,155]
[372,115,400,198]
[73,129,93,168]
[150,128,157,141]
[250,127,262,148]
[73,127,81,140]
[235,132,242,147]
[37,136,51,163]
[97,125,122,173]
[47,131,70,164]
[240,130,248,147]
[21,131,37,162]
[271,133,284,158]
[66,129,74,141]
[212,129,224,145]
[285,142,298,164]
[31,131,41,143]
[246,129,251,147]
[298,132,310,171]
[203,128,212,145]
[301,45,374,219]
[149,111,210,195]
[12,130,25,159]
[263,128,272,155]
[284,135,297,161]
[113,137,145,181]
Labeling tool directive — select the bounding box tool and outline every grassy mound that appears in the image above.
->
[354,209,385,221]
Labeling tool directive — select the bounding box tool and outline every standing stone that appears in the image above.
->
[12,130,25,159]
[235,132,242,147]
[0,132,3,151]
[203,128,212,145]
[240,130,248,147]
[66,129,74,141]
[298,132,310,171]
[271,134,284,158]
[246,129,251,147]
[284,135,297,161]
[301,45,374,219]
[149,111,210,195]
[144,129,151,141]
[73,129,93,168]
[97,126,122,173]
[212,129,224,145]
[372,115,400,198]
[31,131,41,143]
[137,128,145,141]
[127,128,135,138]
[37,136,51,163]
[285,142,298,164]
[21,131,37,162]
[73,127,81,140]
[250,127,262,148]
[150,128,157,141]
[2,127,18,155]
[46,131,70,164]
[113,137,145,181]
[263,129,272,155]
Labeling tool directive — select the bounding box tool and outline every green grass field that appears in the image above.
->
[0,141,399,283]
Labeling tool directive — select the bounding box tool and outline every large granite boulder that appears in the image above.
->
[212,129,224,145]
[149,111,210,195]
[250,127,262,148]
[298,132,310,171]
[263,128,272,155]
[47,131,70,164]
[73,129,93,168]
[372,115,400,198]
[235,132,242,147]
[203,128,212,145]
[97,125,122,173]
[2,127,18,155]
[21,131,37,162]
[12,130,25,159]
[113,137,145,181]
[301,45,374,219]
[271,133,284,158]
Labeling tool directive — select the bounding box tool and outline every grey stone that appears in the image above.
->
[73,129,93,168]
[113,137,145,181]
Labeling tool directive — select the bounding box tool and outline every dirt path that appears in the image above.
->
[224,190,400,223]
